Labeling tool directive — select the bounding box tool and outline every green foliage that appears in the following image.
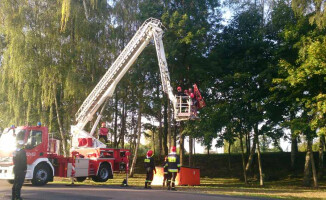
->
[204,5,284,152]
[0,0,111,137]
[273,9,326,141]
[292,0,326,29]
[1,1,326,177]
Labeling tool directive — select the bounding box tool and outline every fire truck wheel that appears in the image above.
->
[92,163,111,182]
[75,177,87,182]
[32,164,51,186]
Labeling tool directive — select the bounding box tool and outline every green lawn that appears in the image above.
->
[53,173,326,200]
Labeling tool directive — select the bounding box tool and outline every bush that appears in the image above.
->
[134,152,323,179]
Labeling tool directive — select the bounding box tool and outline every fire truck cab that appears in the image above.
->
[0,126,129,186]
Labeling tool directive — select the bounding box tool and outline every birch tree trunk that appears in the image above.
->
[163,96,168,155]
[245,128,258,175]
[303,140,312,186]
[119,100,125,149]
[173,119,177,147]
[318,135,325,180]
[54,87,67,157]
[82,0,89,20]
[257,137,264,186]
[240,134,248,184]
[246,132,251,156]
[157,82,162,159]
[309,140,318,187]
[189,136,193,167]
[291,135,298,171]
[168,102,172,150]
[179,131,185,166]
[152,126,155,155]
[228,143,231,171]
[114,91,118,148]
[158,114,162,158]
[129,98,142,177]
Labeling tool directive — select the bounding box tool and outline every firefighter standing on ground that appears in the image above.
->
[12,140,27,200]
[167,146,180,190]
[144,150,156,189]
[163,156,168,187]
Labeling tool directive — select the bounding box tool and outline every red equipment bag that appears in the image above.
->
[193,84,206,109]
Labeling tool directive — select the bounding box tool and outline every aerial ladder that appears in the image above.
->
[71,18,193,149]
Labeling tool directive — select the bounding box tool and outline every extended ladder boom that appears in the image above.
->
[75,18,177,131]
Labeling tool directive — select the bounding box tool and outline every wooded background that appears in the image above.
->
[0,0,325,187]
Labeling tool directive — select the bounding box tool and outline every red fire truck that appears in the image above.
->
[0,18,195,186]
[0,126,129,185]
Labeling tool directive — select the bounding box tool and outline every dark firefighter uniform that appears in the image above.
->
[167,152,180,190]
[12,141,27,200]
[144,150,156,189]
[163,157,168,187]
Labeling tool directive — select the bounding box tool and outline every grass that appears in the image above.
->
[52,173,326,200]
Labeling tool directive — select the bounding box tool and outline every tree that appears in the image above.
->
[207,5,279,185]
[0,0,112,154]
[272,5,325,185]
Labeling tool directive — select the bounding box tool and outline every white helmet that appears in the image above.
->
[17,140,25,146]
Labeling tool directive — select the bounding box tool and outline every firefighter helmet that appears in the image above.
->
[147,150,153,157]
[190,93,194,98]
[171,146,176,153]
[177,86,182,91]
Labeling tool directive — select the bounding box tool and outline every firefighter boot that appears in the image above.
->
[167,181,171,190]
[147,182,152,189]
[144,182,148,189]
[171,181,176,191]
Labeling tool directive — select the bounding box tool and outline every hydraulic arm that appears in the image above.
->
[72,18,190,148]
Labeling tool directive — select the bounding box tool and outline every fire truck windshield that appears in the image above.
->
[0,127,24,153]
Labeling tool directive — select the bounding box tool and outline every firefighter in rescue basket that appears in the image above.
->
[144,150,156,189]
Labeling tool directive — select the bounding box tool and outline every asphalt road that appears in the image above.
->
[0,180,277,200]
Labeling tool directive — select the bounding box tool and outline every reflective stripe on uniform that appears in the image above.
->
[144,158,150,163]
[168,157,176,162]
[168,169,178,172]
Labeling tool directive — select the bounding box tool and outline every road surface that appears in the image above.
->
[0,180,277,200]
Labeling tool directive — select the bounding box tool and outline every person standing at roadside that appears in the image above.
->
[163,156,168,187]
[144,150,156,189]
[12,140,27,200]
[167,146,180,191]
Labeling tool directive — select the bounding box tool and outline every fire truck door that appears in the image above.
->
[25,129,47,164]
